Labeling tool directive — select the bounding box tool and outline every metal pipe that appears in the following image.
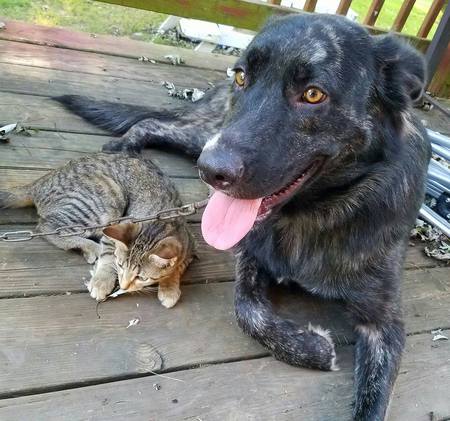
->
[428,167,450,189]
[419,205,450,237]
[429,158,450,174]
[431,143,450,161]
[428,179,449,194]
[426,184,441,198]
[427,129,450,149]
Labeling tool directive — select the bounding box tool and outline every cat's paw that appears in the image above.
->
[82,243,100,264]
[158,287,181,308]
[87,273,116,301]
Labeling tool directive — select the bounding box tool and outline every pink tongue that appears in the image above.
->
[201,191,263,250]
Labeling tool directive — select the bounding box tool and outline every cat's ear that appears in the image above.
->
[103,222,142,249]
[148,236,182,268]
[372,35,426,109]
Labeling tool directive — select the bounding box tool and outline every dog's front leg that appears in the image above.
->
[234,252,337,371]
[351,311,405,420]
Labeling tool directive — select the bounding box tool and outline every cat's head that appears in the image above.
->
[103,222,184,292]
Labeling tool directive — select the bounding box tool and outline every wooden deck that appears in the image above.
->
[0,19,449,421]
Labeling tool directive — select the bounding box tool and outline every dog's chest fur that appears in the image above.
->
[242,208,405,299]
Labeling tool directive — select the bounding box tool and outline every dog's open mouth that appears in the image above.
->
[257,159,323,220]
[201,159,324,250]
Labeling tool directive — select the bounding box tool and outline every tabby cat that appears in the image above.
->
[0,153,194,307]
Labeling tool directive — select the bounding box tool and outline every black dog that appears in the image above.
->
[56,14,430,420]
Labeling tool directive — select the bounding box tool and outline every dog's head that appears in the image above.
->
[199,14,426,250]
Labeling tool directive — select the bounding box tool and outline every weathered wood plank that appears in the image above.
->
[0,133,199,178]
[0,93,107,134]
[0,283,341,396]
[0,130,106,154]
[9,332,450,419]
[0,40,225,88]
[0,264,448,396]
[0,329,448,419]
[0,224,234,289]
[0,19,236,72]
[0,62,198,105]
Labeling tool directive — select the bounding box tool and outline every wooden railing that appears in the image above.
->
[95,0,449,97]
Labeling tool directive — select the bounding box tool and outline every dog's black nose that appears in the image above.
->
[198,152,244,189]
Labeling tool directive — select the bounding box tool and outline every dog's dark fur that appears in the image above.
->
[55,14,431,420]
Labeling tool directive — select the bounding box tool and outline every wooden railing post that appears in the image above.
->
[426,2,450,79]
[392,0,416,32]
[364,0,386,26]
[417,0,445,38]
[426,2,450,96]
[336,0,353,16]
[303,0,318,13]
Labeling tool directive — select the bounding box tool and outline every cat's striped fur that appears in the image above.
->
[0,153,194,307]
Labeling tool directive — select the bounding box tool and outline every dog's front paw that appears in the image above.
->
[307,324,339,371]
[158,287,181,308]
[87,272,116,301]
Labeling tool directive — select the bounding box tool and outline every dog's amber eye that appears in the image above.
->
[234,70,246,87]
[302,88,326,104]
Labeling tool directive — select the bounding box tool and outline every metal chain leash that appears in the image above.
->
[0,198,209,242]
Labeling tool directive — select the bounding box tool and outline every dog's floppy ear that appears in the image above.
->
[372,35,426,110]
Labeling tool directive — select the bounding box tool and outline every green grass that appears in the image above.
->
[350,0,444,39]
[0,0,166,41]
[0,0,445,40]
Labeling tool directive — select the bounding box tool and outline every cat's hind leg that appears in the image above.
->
[38,221,100,264]
[87,237,117,301]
